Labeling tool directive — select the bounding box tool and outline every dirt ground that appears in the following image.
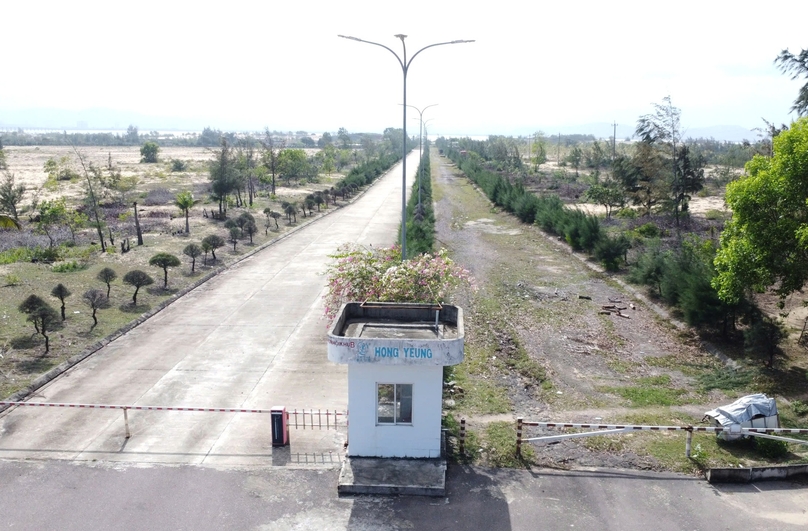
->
[432,153,806,472]
[3,145,325,205]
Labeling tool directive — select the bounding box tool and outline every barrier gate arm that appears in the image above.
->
[524,428,630,444]
[516,418,808,457]
[743,431,808,445]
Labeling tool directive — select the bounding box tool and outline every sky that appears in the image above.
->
[2,0,807,140]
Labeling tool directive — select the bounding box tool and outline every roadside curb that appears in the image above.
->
[0,160,400,413]
[707,464,808,483]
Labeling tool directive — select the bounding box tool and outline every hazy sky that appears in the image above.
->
[2,0,806,137]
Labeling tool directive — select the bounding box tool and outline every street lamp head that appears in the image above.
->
[337,35,361,42]
[394,34,408,41]
[451,40,475,44]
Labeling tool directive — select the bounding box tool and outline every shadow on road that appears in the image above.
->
[345,464,513,531]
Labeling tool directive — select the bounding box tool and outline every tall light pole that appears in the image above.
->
[403,103,438,215]
[418,117,435,214]
[338,34,474,260]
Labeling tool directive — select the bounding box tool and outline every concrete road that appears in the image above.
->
[0,152,418,465]
[0,460,805,530]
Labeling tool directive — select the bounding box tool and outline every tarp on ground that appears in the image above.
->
[704,394,779,440]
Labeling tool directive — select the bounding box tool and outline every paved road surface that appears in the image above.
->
[0,460,805,530]
[0,152,418,465]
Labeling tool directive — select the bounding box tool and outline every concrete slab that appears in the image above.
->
[337,457,446,497]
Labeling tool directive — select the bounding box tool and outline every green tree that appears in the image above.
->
[565,146,583,177]
[713,118,808,306]
[671,145,705,217]
[183,243,203,272]
[244,220,257,244]
[278,149,309,185]
[775,48,808,116]
[317,132,333,148]
[50,283,71,321]
[37,198,67,248]
[209,139,236,216]
[532,132,547,170]
[283,202,297,223]
[174,191,196,234]
[125,125,140,144]
[744,315,788,367]
[229,227,240,252]
[65,210,89,243]
[82,288,110,328]
[585,182,624,219]
[0,172,25,220]
[337,127,351,149]
[149,253,181,288]
[635,96,688,224]
[260,130,284,196]
[201,234,225,262]
[140,141,160,163]
[97,267,117,298]
[18,295,60,353]
[123,270,154,305]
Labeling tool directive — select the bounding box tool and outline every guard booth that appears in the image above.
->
[327,302,464,458]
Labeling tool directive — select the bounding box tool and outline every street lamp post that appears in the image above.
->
[404,104,437,216]
[338,34,473,260]
[416,117,435,217]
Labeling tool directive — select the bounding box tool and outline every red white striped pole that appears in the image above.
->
[516,417,523,456]
[460,418,466,456]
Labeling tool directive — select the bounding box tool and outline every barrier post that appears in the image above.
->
[516,417,523,456]
[123,407,131,439]
[685,428,693,458]
[459,418,466,455]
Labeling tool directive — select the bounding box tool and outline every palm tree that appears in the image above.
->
[174,191,196,234]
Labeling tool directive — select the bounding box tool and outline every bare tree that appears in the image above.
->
[71,147,106,251]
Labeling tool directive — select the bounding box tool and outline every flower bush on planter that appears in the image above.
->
[323,244,474,321]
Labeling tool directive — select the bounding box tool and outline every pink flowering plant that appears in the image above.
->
[323,244,475,320]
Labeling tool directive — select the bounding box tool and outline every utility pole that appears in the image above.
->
[557,132,561,164]
[612,121,618,162]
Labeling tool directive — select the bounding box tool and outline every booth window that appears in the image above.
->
[377,384,413,425]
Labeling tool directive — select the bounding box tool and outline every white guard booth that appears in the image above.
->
[328,302,464,458]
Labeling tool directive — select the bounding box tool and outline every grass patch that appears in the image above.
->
[448,363,511,415]
[443,413,482,463]
[51,261,86,273]
[481,421,533,468]
[0,247,34,265]
[601,375,688,407]
[697,367,754,392]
